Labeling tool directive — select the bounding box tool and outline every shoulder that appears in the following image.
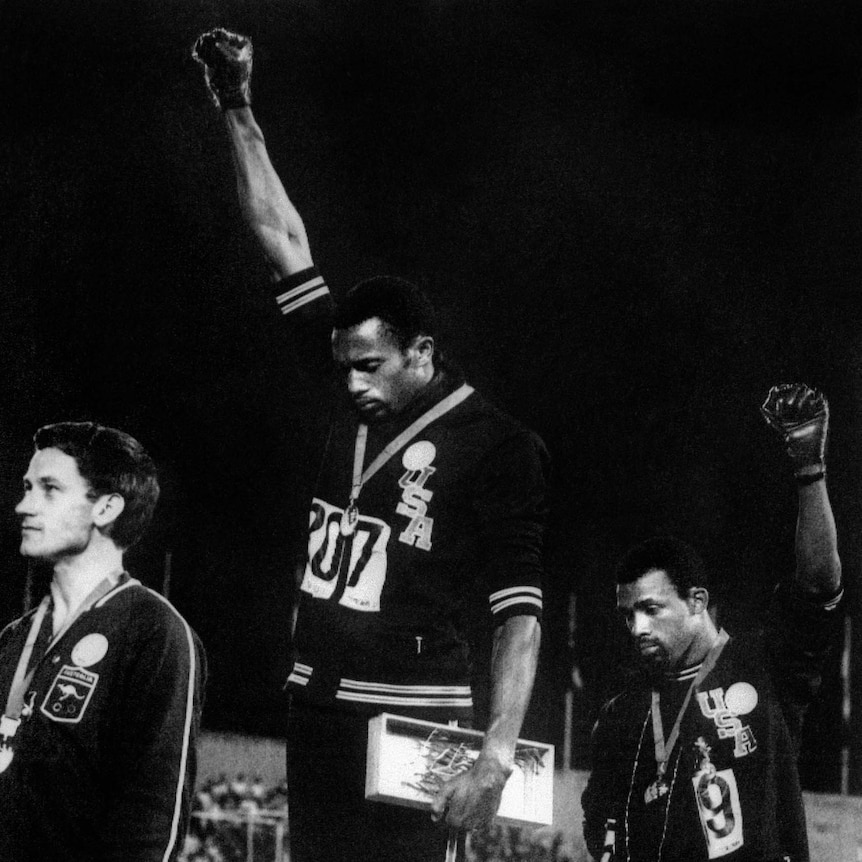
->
[453,387,548,460]
[590,685,649,750]
[716,630,767,673]
[597,683,647,724]
[454,385,532,432]
[100,581,200,648]
[0,609,34,648]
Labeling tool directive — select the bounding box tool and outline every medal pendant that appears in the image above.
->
[340,501,359,536]
[0,715,19,738]
[644,777,669,805]
[0,744,13,774]
[0,717,17,776]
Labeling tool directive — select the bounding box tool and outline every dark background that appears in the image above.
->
[0,0,860,790]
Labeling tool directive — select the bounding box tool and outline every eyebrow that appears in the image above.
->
[617,597,662,611]
[337,355,385,369]
[23,474,65,487]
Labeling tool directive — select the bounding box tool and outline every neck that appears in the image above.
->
[50,540,124,623]
[405,362,437,406]
[677,620,721,669]
[375,364,441,425]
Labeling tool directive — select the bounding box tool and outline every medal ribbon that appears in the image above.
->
[2,597,50,725]
[3,575,121,725]
[349,383,475,505]
[651,628,729,780]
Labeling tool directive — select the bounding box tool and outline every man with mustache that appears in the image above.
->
[582,383,842,862]
[193,28,548,862]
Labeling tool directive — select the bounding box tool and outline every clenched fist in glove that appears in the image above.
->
[761,383,828,480]
[193,28,253,110]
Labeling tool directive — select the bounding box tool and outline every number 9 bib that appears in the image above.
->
[692,767,744,859]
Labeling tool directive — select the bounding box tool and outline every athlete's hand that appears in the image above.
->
[430,754,509,832]
[761,383,829,477]
[192,28,253,111]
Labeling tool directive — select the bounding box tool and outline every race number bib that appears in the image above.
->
[301,498,390,612]
[692,767,744,859]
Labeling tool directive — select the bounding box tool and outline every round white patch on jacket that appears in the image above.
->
[724,681,758,716]
[402,441,436,471]
[71,634,109,668]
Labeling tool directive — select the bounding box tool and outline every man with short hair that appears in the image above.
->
[193,28,548,862]
[582,384,843,862]
[0,422,206,862]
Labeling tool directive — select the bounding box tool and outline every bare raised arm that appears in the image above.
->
[193,29,313,281]
[761,383,842,598]
[794,479,841,596]
[224,107,313,280]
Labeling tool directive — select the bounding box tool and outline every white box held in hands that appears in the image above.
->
[365,713,554,826]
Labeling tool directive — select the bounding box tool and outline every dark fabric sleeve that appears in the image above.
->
[272,266,336,384]
[763,582,843,748]
[271,266,338,459]
[0,617,23,650]
[582,698,627,861]
[102,602,206,862]
[0,617,25,701]
[471,429,549,625]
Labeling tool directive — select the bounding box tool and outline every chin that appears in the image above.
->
[356,404,390,422]
[19,539,41,558]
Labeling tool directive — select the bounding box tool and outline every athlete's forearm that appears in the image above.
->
[478,614,540,773]
[224,107,314,281]
[794,479,841,597]
[430,614,540,829]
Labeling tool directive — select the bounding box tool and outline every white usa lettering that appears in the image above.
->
[397,442,437,551]
[696,688,758,758]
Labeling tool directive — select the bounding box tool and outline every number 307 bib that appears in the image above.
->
[302,498,391,612]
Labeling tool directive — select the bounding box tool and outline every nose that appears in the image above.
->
[630,612,650,638]
[346,369,367,395]
[15,491,34,517]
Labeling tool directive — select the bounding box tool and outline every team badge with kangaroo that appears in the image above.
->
[41,666,98,723]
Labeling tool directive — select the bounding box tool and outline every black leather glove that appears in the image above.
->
[761,383,828,479]
[192,28,253,111]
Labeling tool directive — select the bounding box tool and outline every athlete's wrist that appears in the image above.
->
[475,745,515,779]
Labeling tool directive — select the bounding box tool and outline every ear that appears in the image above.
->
[686,587,709,614]
[408,335,435,368]
[92,493,125,530]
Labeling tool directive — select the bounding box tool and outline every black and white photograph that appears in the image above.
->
[0,0,859,859]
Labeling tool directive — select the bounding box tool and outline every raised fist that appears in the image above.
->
[761,383,828,476]
[192,28,253,111]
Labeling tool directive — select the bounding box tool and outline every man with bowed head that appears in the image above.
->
[0,422,206,862]
[582,383,842,862]
[193,27,548,862]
